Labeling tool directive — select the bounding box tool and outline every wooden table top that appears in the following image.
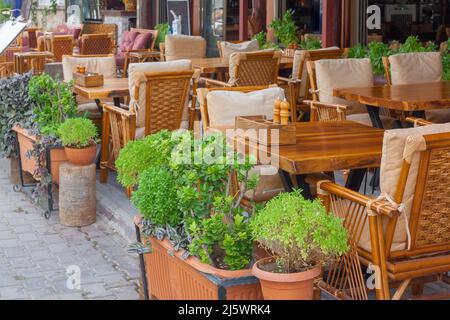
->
[191,56,294,74]
[334,81,450,111]
[73,78,129,100]
[219,121,384,175]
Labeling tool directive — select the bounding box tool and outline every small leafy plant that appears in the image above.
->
[368,41,391,75]
[28,74,78,136]
[347,43,368,59]
[251,190,349,273]
[58,118,97,148]
[252,31,279,50]
[155,23,170,49]
[299,37,322,50]
[269,9,299,48]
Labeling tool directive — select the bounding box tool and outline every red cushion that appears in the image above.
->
[132,32,153,50]
[119,31,139,53]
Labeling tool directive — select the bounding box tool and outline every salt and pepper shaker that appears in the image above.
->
[280,99,290,125]
[274,98,281,124]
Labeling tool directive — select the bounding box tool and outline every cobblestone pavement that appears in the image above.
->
[0,159,140,300]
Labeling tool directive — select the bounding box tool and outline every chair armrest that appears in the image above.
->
[317,180,400,218]
[102,104,134,118]
[199,77,233,88]
[405,117,433,127]
[277,76,300,84]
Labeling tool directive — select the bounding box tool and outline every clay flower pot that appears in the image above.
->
[252,257,322,300]
[64,143,97,166]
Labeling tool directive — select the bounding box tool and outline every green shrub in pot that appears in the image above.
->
[269,9,299,48]
[367,41,391,75]
[250,190,349,300]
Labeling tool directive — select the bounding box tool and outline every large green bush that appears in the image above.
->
[251,190,349,273]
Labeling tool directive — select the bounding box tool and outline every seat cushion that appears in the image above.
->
[292,47,340,98]
[132,32,153,50]
[128,60,192,127]
[315,58,373,115]
[62,55,116,81]
[377,123,450,250]
[220,40,259,59]
[164,35,206,61]
[119,31,139,53]
[205,86,285,127]
[389,52,443,85]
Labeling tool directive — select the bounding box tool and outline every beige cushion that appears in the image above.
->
[62,55,116,81]
[291,47,340,98]
[164,35,206,61]
[315,58,373,115]
[220,40,259,59]
[389,52,443,85]
[388,52,449,123]
[228,49,281,84]
[128,60,192,128]
[205,87,285,127]
[360,123,450,252]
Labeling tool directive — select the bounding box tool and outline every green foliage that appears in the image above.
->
[299,37,322,50]
[155,23,170,49]
[132,166,182,226]
[252,31,280,50]
[0,0,12,23]
[58,118,97,148]
[347,44,368,59]
[0,72,35,158]
[251,190,349,273]
[443,53,450,81]
[269,9,299,48]
[28,74,78,136]
[398,35,427,53]
[115,130,175,188]
[368,41,391,75]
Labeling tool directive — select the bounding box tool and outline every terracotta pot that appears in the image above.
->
[13,125,67,184]
[135,216,263,300]
[252,257,322,300]
[64,144,97,166]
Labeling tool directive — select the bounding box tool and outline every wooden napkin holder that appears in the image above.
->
[73,72,104,87]
[234,116,297,146]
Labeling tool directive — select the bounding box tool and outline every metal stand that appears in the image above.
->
[13,131,58,219]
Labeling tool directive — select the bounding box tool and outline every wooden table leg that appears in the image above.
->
[345,168,367,192]
[279,170,313,200]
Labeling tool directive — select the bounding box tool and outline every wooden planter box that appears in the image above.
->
[141,235,263,300]
[13,125,67,184]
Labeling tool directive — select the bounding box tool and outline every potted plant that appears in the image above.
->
[58,118,98,166]
[13,73,78,185]
[154,23,170,50]
[250,190,349,300]
[0,72,35,183]
[122,131,264,300]
[269,9,299,49]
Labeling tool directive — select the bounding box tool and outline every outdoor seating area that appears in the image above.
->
[0,0,449,304]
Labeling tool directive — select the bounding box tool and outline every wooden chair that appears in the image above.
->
[14,51,54,75]
[203,51,281,88]
[405,117,434,127]
[0,46,22,77]
[278,48,343,121]
[80,33,114,55]
[121,28,159,77]
[47,35,74,62]
[317,125,450,300]
[100,70,196,195]
[160,35,207,61]
[130,28,158,51]
[81,23,118,48]
[217,40,259,58]
[305,100,348,122]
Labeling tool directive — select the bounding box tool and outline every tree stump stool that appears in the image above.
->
[59,163,96,227]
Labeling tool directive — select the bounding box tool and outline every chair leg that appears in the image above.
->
[392,279,411,300]
[100,111,110,184]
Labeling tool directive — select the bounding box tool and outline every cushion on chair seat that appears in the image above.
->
[220,40,259,59]
[164,35,206,61]
[204,86,285,127]
[425,109,450,123]
[132,32,153,50]
[314,58,373,115]
[347,113,397,129]
[119,31,139,53]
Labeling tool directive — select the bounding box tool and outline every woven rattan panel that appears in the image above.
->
[236,59,278,86]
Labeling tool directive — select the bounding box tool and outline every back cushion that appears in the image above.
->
[220,40,259,59]
[379,123,450,247]
[128,60,192,127]
[389,52,443,85]
[315,58,373,114]
[132,32,153,50]
[206,87,285,126]
[62,55,116,81]
[165,35,206,61]
[119,31,139,53]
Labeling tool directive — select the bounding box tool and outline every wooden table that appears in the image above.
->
[72,77,129,110]
[14,51,53,74]
[334,81,450,128]
[224,121,384,198]
[191,56,294,74]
